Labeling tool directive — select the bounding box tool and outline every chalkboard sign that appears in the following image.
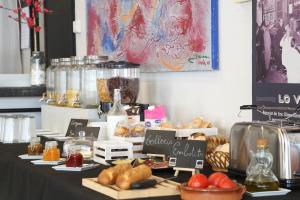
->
[66,119,88,137]
[142,129,176,156]
[75,127,100,138]
[169,140,207,169]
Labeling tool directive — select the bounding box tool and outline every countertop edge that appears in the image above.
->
[0,86,46,97]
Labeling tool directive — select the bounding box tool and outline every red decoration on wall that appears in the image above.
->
[0,0,51,31]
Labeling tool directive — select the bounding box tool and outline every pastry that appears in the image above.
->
[206,136,228,153]
[97,163,132,185]
[115,126,130,137]
[116,164,152,190]
[191,116,204,128]
[189,132,206,141]
[201,121,213,128]
[159,122,174,129]
[215,143,230,153]
[131,124,145,137]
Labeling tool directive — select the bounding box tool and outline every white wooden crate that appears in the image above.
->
[112,136,146,158]
[93,140,133,165]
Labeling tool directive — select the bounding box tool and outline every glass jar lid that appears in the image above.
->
[84,55,109,65]
[31,51,45,64]
[256,138,268,149]
[59,58,71,66]
[103,61,116,69]
[110,61,140,69]
[71,56,85,65]
[30,137,41,145]
[127,62,140,68]
[50,58,59,66]
[45,141,58,148]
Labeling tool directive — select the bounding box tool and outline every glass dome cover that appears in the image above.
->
[63,131,94,160]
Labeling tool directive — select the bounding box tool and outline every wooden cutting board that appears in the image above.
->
[82,176,180,199]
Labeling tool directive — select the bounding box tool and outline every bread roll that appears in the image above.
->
[215,143,230,153]
[116,164,152,190]
[97,163,132,185]
[160,122,174,129]
[189,132,206,141]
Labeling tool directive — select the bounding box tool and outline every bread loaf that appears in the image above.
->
[97,163,132,185]
[116,164,152,190]
[206,136,228,153]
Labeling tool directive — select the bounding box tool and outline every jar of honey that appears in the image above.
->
[27,137,43,155]
[66,145,83,167]
[43,141,60,161]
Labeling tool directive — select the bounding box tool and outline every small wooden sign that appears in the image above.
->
[169,140,207,170]
[66,119,89,137]
[75,127,100,138]
[142,129,176,156]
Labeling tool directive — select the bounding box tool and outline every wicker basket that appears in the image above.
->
[206,151,229,172]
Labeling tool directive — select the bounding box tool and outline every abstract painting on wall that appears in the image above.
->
[86,0,218,72]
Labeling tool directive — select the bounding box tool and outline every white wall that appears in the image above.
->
[75,0,253,135]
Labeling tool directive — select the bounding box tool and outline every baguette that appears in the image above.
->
[97,163,132,185]
[116,164,152,190]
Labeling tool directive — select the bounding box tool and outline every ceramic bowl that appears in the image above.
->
[178,183,246,200]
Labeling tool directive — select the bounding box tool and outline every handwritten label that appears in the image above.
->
[143,129,207,170]
[169,140,207,169]
[66,119,88,137]
[142,129,176,156]
[172,141,205,158]
[188,54,211,65]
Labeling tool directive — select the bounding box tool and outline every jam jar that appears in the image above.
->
[27,137,43,155]
[43,141,60,161]
[66,145,83,167]
[63,131,94,160]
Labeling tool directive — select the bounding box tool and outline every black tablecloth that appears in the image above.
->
[0,142,299,200]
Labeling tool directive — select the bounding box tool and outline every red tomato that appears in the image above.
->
[208,172,228,186]
[187,174,209,189]
[207,184,217,189]
[218,177,238,189]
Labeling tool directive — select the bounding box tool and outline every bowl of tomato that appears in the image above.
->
[178,172,246,200]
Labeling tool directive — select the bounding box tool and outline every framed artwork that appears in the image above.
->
[253,0,300,122]
[86,0,218,72]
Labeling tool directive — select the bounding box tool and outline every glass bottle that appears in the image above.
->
[81,55,108,108]
[30,51,46,86]
[107,89,128,139]
[43,141,60,161]
[66,145,83,167]
[67,57,84,107]
[245,138,280,192]
[54,58,70,106]
[27,137,43,155]
[46,58,59,105]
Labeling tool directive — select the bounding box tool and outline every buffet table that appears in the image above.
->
[0,142,299,200]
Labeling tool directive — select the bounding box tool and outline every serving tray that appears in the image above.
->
[82,175,180,199]
[19,154,43,160]
[246,188,291,197]
[52,164,100,172]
